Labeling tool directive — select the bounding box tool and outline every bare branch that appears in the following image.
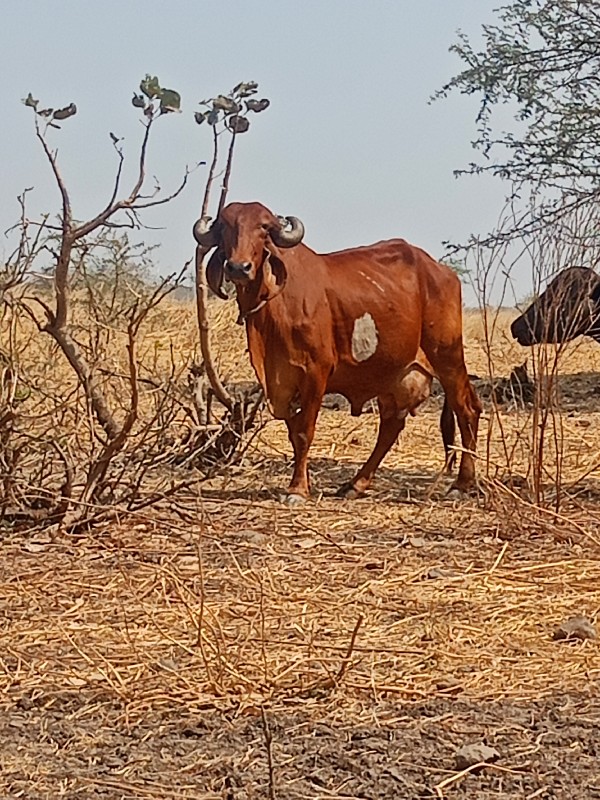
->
[125,166,191,211]
[72,157,190,242]
[71,119,153,241]
[218,130,237,213]
[35,119,73,328]
[48,440,73,526]
[43,323,120,440]
[79,318,139,507]
[84,139,126,229]
[128,116,153,203]
[202,126,219,218]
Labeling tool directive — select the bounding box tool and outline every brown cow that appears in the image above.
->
[194,202,481,503]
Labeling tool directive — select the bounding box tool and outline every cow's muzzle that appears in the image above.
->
[511,316,536,346]
[225,260,253,283]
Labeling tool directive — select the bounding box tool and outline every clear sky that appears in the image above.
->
[1,1,511,304]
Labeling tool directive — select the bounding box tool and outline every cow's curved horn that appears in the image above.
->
[193,215,218,248]
[271,216,305,248]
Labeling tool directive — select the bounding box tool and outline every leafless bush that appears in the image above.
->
[467,198,600,512]
[0,80,188,531]
[0,229,194,530]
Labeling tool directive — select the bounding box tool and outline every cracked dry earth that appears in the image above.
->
[1,695,599,798]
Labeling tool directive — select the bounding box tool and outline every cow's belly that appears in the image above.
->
[327,356,433,417]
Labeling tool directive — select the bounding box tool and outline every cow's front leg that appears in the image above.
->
[284,378,325,504]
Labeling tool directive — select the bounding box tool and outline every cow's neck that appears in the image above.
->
[235,279,283,325]
[244,289,303,413]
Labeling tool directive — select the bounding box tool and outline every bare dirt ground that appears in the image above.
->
[1,307,600,799]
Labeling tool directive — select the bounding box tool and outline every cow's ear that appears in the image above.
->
[206,249,228,300]
[263,249,287,295]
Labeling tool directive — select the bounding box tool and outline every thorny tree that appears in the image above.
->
[436,0,600,239]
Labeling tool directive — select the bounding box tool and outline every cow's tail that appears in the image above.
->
[440,396,457,473]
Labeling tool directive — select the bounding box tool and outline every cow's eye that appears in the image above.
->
[260,223,269,231]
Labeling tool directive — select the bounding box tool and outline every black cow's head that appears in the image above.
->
[192,202,304,300]
[511,267,600,346]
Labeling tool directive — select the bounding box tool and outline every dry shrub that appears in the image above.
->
[0,238,262,533]
[465,200,600,514]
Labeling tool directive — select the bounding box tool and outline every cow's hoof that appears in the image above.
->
[447,480,479,498]
[282,493,307,507]
[336,482,362,500]
[443,457,457,476]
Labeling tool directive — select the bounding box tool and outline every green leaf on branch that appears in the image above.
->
[227,115,250,133]
[194,111,207,125]
[206,110,220,126]
[140,75,162,99]
[213,95,240,114]
[132,93,146,109]
[437,0,600,203]
[23,93,39,109]
[159,88,181,113]
[246,98,270,113]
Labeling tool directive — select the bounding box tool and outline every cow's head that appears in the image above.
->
[192,202,305,300]
[511,267,600,346]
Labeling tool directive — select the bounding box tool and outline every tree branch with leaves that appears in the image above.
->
[22,75,186,439]
[191,81,270,425]
[436,0,600,241]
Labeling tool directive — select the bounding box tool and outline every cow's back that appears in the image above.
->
[320,239,461,406]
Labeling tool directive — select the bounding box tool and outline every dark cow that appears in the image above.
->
[511,267,600,346]
[194,202,481,502]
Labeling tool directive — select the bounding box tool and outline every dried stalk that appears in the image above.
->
[260,706,277,800]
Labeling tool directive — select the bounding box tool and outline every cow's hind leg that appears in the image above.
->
[337,396,405,499]
[440,396,457,473]
[434,361,481,490]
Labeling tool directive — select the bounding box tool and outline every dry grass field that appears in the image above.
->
[1,303,600,799]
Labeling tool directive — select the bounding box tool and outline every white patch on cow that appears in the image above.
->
[352,313,379,362]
